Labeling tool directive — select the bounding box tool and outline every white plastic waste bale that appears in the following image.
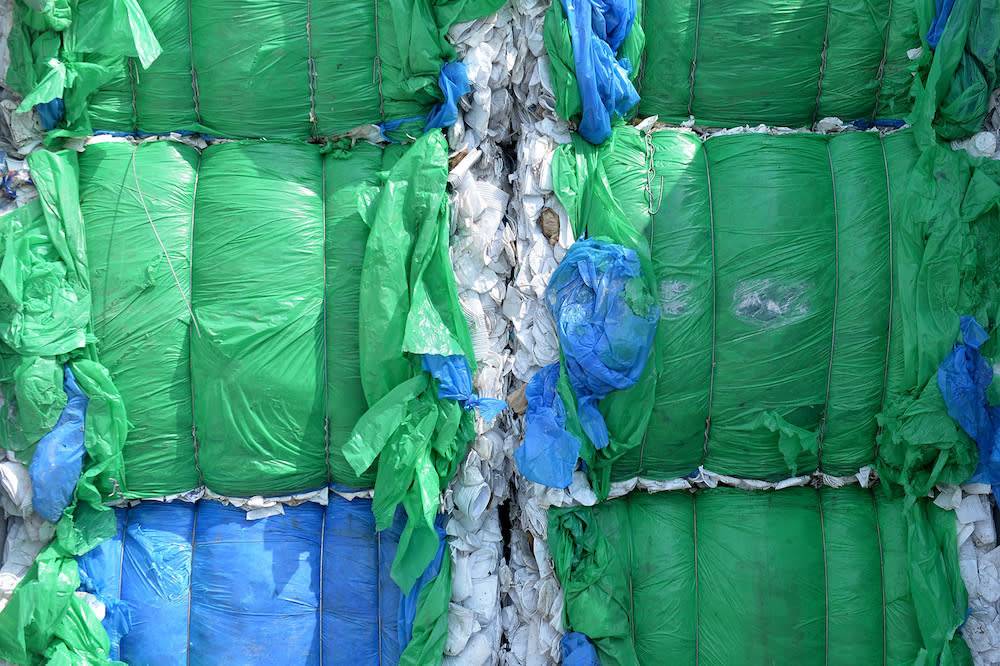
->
[445,127,516,664]
[936,483,1000,665]
[509,0,562,134]
[449,4,516,151]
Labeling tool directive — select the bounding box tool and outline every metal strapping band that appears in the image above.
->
[817,142,841,471]
[687,0,703,117]
[871,0,895,122]
[875,136,894,447]
[812,0,834,127]
[701,143,717,465]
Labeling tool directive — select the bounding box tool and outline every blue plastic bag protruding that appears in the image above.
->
[424,61,471,131]
[34,98,65,130]
[30,365,88,523]
[562,0,640,144]
[422,354,507,422]
[927,0,957,49]
[938,315,1000,499]
[546,239,659,450]
[562,631,601,665]
[514,362,582,488]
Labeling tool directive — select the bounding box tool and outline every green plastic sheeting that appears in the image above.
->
[549,125,1000,492]
[71,134,473,508]
[78,140,199,497]
[9,0,506,139]
[0,151,128,666]
[550,487,972,665]
[546,0,999,138]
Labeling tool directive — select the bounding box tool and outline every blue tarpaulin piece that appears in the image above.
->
[399,515,447,647]
[422,354,507,422]
[425,61,470,131]
[927,0,957,49]
[514,363,582,488]
[562,632,601,665]
[76,495,415,664]
[938,315,1000,500]
[545,239,659,450]
[29,365,88,523]
[34,98,64,130]
[561,0,640,144]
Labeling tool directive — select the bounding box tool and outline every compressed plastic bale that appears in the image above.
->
[548,487,972,664]
[322,494,403,665]
[191,140,326,496]
[133,0,199,134]
[78,140,199,496]
[119,502,195,666]
[544,126,998,486]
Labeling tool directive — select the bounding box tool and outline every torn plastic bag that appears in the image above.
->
[422,354,507,422]
[545,238,658,450]
[938,315,1000,499]
[514,362,582,489]
[29,365,87,523]
[425,62,471,132]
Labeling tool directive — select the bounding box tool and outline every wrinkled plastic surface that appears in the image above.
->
[939,316,1000,499]
[58,0,506,138]
[547,126,997,492]
[78,140,199,496]
[74,495,450,664]
[515,362,582,488]
[422,354,507,422]
[545,239,658,450]
[547,0,999,138]
[549,487,972,665]
[29,366,88,522]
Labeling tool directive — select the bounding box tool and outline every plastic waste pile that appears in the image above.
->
[1,0,1000,664]
[506,0,1000,664]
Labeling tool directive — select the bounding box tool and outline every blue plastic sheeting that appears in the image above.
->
[927,0,957,49]
[562,632,601,665]
[561,0,640,144]
[29,365,88,523]
[425,61,471,131]
[514,363,582,488]
[422,354,507,422]
[34,98,65,130]
[76,495,413,665]
[939,315,1000,500]
[545,239,659,450]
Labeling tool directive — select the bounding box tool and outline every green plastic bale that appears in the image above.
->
[549,487,971,666]
[636,0,932,126]
[78,0,506,139]
[78,140,199,497]
[191,140,326,496]
[552,126,996,485]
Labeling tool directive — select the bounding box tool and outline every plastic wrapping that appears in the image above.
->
[549,487,972,664]
[73,495,450,664]
[545,0,999,140]
[541,125,997,492]
[17,0,507,139]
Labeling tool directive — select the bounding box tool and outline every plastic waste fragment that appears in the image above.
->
[29,366,87,523]
[422,354,507,422]
[514,363,582,488]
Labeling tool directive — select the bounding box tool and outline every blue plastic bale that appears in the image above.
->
[545,239,659,450]
[30,365,88,523]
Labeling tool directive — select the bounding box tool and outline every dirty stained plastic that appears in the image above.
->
[539,125,998,495]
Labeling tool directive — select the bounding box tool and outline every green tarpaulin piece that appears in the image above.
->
[549,487,972,666]
[548,125,998,494]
